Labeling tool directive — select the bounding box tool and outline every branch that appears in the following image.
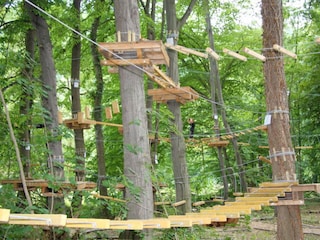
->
[177,0,197,30]
[139,0,147,14]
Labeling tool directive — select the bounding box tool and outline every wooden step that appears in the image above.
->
[142,219,171,229]
[66,218,110,229]
[109,220,143,230]
[235,196,278,202]
[185,213,227,222]
[0,209,10,222]
[224,202,262,210]
[9,214,67,227]
[259,181,298,188]
[168,215,211,225]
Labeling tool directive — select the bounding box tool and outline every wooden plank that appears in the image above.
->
[270,200,304,206]
[224,203,262,211]
[200,209,241,218]
[172,200,186,207]
[0,209,10,222]
[236,196,278,202]
[244,192,284,197]
[152,65,177,87]
[142,219,171,229]
[168,215,211,225]
[169,219,193,228]
[66,218,110,229]
[291,184,320,193]
[100,58,151,66]
[9,214,67,227]
[109,220,143,230]
[186,213,227,222]
[112,100,120,114]
[204,207,251,215]
[225,201,270,206]
[193,201,206,207]
[259,181,298,188]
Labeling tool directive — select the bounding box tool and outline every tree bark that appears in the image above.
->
[91,4,108,198]
[26,1,65,214]
[164,0,196,214]
[19,28,35,179]
[70,0,86,217]
[113,0,153,227]
[261,0,303,239]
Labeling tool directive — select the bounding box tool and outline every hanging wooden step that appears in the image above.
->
[99,40,169,68]
[0,179,96,196]
[207,140,229,147]
[148,86,199,104]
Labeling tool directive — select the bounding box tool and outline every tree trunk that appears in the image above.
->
[70,0,86,217]
[19,28,35,179]
[165,0,196,214]
[113,2,153,238]
[261,0,303,239]
[90,4,108,198]
[26,1,65,214]
[205,2,229,200]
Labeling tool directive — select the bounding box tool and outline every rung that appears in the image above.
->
[236,196,278,202]
[254,187,291,193]
[202,207,251,215]
[224,203,262,210]
[142,219,171,229]
[169,218,193,227]
[66,218,110,229]
[168,215,211,225]
[245,192,285,197]
[0,209,10,222]
[109,220,143,230]
[9,214,67,227]
[200,209,241,218]
[259,181,298,188]
[225,201,270,206]
[186,213,227,222]
[213,205,254,213]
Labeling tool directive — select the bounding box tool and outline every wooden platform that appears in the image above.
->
[0,179,96,197]
[63,112,122,130]
[147,86,199,104]
[99,40,169,67]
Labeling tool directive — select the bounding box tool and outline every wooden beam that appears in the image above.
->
[109,220,143,230]
[142,219,171,229]
[9,214,67,227]
[0,209,10,222]
[259,181,298,188]
[270,200,304,206]
[273,44,297,59]
[259,155,271,165]
[223,48,247,61]
[243,47,266,62]
[224,203,262,211]
[92,193,126,203]
[66,218,110,229]
[236,196,278,202]
[168,215,211,225]
[172,200,186,207]
[186,213,227,222]
[100,58,151,66]
[165,44,208,58]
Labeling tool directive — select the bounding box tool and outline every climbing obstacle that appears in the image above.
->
[1,181,318,230]
[0,179,96,197]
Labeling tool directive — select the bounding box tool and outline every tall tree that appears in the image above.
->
[70,0,86,216]
[261,0,303,239]
[26,0,65,214]
[165,0,197,214]
[204,0,229,200]
[113,0,153,238]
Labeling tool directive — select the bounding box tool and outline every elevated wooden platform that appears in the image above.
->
[0,179,96,197]
[148,86,199,104]
[99,40,169,67]
[63,112,122,130]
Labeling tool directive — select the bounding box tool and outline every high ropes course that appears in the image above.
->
[1,181,319,230]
